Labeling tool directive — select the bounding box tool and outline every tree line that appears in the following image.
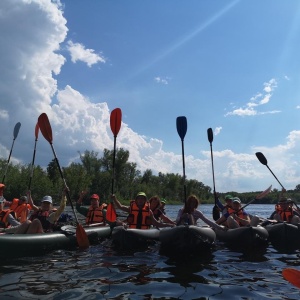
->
[1,148,300,205]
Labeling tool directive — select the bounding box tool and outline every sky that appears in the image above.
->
[1,0,300,193]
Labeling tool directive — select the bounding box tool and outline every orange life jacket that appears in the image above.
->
[14,203,32,223]
[0,209,16,228]
[234,209,248,226]
[9,198,19,211]
[127,200,151,229]
[275,204,293,222]
[226,206,235,215]
[85,204,107,225]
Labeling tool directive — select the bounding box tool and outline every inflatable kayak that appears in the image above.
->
[265,222,300,253]
[159,225,216,256]
[111,226,160,250]
[0,225,112,259]
[215,225,269,251]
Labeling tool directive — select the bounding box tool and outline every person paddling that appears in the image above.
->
[0,197,20,230]
[112,192,174,229]
[176,194,225,230]
[149,196,175,225]
[76,192,108,226]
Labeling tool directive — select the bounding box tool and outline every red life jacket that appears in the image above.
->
[127,200,151,229]
[85,204,107,225]
[30,209,55,232]
[9,198,19,211]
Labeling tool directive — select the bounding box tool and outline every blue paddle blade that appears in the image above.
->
[176,116,187,140]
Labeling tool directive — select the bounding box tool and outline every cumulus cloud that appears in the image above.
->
[66,40,106,67]
[225,79,280,117]
[154,77,170,85]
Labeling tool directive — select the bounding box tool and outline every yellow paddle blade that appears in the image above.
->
[282,268,300,288]
[76,224,90,249]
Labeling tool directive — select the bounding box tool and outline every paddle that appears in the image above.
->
[28,123,39,190]
[282,268,300,289]
[255,152,285,189]
[219,185,272,225]
[2,122,21,183]
[207,128,220,221]
[176,116,187,204]
[38,113,89,249]
[106,108,122,222]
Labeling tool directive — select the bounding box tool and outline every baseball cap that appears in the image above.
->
[136,192,147,199]
[161,198,166,204]
[90,194,99,200]
[232,197,241,204]
[42,196,52,203]
[225,194,233,201]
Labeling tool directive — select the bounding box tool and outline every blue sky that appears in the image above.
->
[1,0,300,193]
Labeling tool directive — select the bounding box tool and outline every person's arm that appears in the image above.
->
[27,190,39,211]
[195,210,225,230]
[7,213,21,226]
[111,195,130,213]
[160,211,176,224]
[232,211,250,226]
[175,208,184,224]
[150,211,174,228]
[48,190,67,224]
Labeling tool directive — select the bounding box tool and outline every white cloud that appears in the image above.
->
[225,78,279,117]
[154,77,170,85]
[66,40,105,67]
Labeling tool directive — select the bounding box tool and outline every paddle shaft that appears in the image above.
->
[28,137,38,190]
[209,142,216,199]
[2,139,16,183]
[265,165,285,189]
[180,138,187,203]
[111,135,117,194]
[49,142,80,224]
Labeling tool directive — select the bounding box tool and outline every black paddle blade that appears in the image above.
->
[213,205,220,221]
[207,128,213,143]
[13,122,21,139]
[176,116,187,140]
[256,152,268,166]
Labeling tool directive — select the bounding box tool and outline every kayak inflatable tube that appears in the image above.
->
[159,225,216,256]
[111,226,160,250]
[215,225,269,251]
[0,225,112,259]
[265,222,300,253]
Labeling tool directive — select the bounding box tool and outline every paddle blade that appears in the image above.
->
[106,203,117,222]
[213,205,220,221]
[110,108,122,137]
[176,116,187,140]
[255,185,272,200]
[207,128,213,143]
[282,268,300,289]
[13,122,21,139]
[35,122,39,140]
[256,152,268,166]
[76,224,90,249]
[38,113,53,144]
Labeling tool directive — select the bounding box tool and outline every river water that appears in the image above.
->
[0,204,300,299]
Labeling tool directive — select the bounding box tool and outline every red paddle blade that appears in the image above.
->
[38,113,53,143]
[76,224,90,249]
[282,268,300,289]
[35,122,39,140]
[106,203,117,222]
[110,108,122,137]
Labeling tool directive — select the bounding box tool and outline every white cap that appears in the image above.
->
[42,196,52,203]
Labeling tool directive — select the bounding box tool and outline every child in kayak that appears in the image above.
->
[149,196,175,225]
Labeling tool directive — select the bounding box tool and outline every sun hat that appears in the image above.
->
[90,194,100,200]
[232,197,241,204]
[42,195,52,203]
[136,192,147,199]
